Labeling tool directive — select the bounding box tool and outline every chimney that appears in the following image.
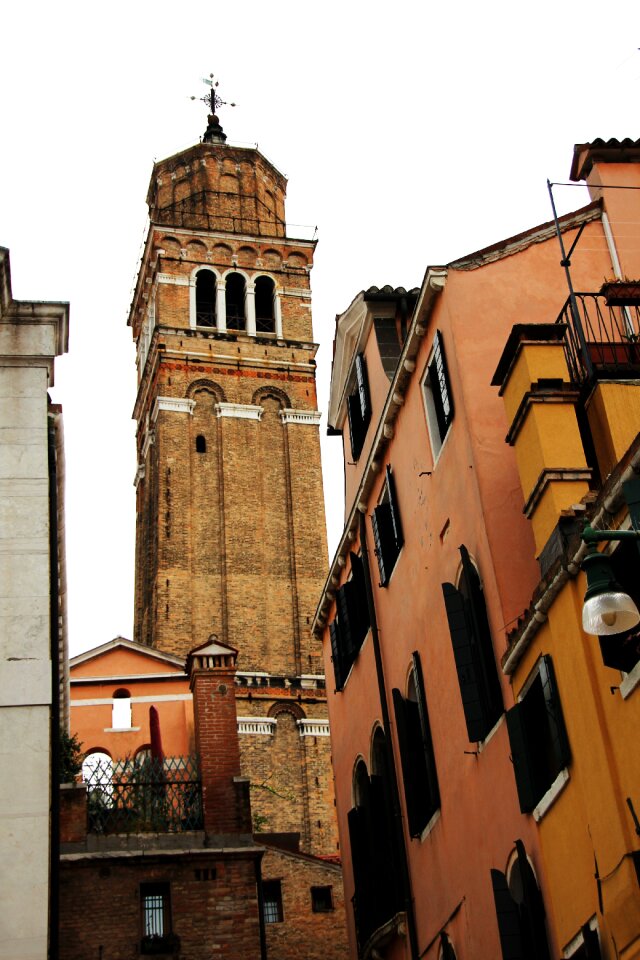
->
[187,637,252,839]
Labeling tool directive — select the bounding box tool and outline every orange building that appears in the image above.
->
[314,139,640,959]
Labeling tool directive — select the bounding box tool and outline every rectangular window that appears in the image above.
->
[328,552,370,692]
[506,655,571,814]
[442,545,503,742]
[262,879,283,924]
[422,330,454,460]
[347,353,371,461]
[371,466,403,586]
[140,883,174,954]
[393,651,440,837]
[311,886,334,912]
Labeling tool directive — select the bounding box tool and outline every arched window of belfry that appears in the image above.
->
[255,276,276,333]
[195,270,216,327]
[226,273,246,330]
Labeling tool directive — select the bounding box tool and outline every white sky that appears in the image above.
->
[1,1,638,656]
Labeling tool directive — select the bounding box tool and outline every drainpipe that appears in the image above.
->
[358,511,419,960]
[48,415,60,960]
[254,854,268,960]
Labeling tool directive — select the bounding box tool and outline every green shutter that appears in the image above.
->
[328,621,344,692]
[515,840,551,960]
[393,688,421,837]
[491,869,525,960]
[347,393,364,461]
[355,353,372,424]
[459,545,503,731]
[372,504,394,585]
[442,582,488,742]
[386,466,404,553]
[412,652,440,816]
[350,553,370,643]
[505,703,537,813]
[539,656,571,776]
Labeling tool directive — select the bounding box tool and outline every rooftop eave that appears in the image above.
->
[313,267,447,637]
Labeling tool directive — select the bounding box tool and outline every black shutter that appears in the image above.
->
[347,805,372,945]
[599,633,640,673]
[439,933,456,960]
[491,869,525,960]
[433,330,454,436]
[539,656,571,776]
[505,702,537,813]
[350,553,370,643]
[347,393,364,461]
[369,776,401,920]
[329,621,344,692]
[372,503,394,586]
[412,652,440,816]
[392,689,422,837]
[386,465,404,553]
[442,582,488,742]
[581,924,602,959]
[515,840,551,960]
[459,545,503,729]
[355,353,371,424]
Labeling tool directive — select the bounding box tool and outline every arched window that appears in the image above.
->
[195,434,207,454]
[195,270,216,327]
[491,841,551,960]
[112,688,132,729]
[226,273,246,330]
[255,276,276,333]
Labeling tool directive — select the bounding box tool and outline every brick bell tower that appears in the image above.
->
[128,99,335,856]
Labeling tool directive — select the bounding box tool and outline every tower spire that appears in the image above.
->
[191,74,236,144]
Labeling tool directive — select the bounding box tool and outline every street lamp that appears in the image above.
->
[581,525,640,635]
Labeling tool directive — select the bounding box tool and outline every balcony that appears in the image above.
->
[83,755,203,835]
[556,291,640,386]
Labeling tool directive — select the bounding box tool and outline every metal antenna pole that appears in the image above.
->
[547,179,593,381]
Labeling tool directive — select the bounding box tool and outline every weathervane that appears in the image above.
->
[191,75,236,117]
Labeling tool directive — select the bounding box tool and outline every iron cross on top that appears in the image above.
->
[192,75,236,116]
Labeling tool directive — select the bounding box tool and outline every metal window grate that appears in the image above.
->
[262,881,283,923]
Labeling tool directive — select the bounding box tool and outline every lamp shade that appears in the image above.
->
[582,544,640,636]
[582,591,640,635]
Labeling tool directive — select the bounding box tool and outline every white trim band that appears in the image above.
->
[152,397,196,421]
[237,717,277,735]
[158,273,189,286]
[297,719,330,737]
[215,403,264,421]
[280,409,322,426]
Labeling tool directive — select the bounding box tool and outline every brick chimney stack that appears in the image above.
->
[187,638,252,839]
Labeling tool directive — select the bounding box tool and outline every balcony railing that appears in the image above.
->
[84,755,203,834]
[556,292,640,385]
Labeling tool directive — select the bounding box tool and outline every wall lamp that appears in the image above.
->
[581,525,640,635]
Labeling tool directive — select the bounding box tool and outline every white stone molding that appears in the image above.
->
[151,397,196,422]
[297,719,330,737]
[141,430,155,460]
[237,717,277,736]
[274,292,283,339]
[279,409,322,426]
[134,463,146,488]
[157,273,189,286]
[215,403,264,421]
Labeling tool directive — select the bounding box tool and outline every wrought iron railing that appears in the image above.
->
[153,189,287,238]
[556,293,640,385]
[83,755,203,834]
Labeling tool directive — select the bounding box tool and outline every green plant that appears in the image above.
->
[59,730,84,784]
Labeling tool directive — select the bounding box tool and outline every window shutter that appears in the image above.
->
[347,393,364,461]
[599,633,640,673]
[442,582,488,742]
[329,621,344,692]
[392,688,422,837]
[433,330,454,436]
[350,553,370,643]
[369,776,402,917]
[505,703,537,813]
[491,869,525,960]
[439,932,456,960]
[386,465,404,553]
[412,652,440,815]
[459,545,503,729]
[372,504,393,585]
[515,840,551,960]
[355,353,371,423]
[539,656,571,774]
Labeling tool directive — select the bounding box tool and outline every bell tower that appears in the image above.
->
[128,100,335,855]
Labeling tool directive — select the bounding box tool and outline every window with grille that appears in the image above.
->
[422,330,454,460]
[371,466,403,586]
[140,883,175,954]
[262,880,283,923]
[311,886,333,912]
[346,353,371,461]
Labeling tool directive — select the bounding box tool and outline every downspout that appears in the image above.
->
[358,511,419,960]
[254,853,268,960]
[48,414,60,960]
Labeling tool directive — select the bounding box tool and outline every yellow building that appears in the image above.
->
[493,138,640,959]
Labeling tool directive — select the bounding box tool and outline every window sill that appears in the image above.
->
[620,660,640,700]
[532,767,569,822]
[418,807,441,842]
[104,726,141,733]
[478,714,505,752]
